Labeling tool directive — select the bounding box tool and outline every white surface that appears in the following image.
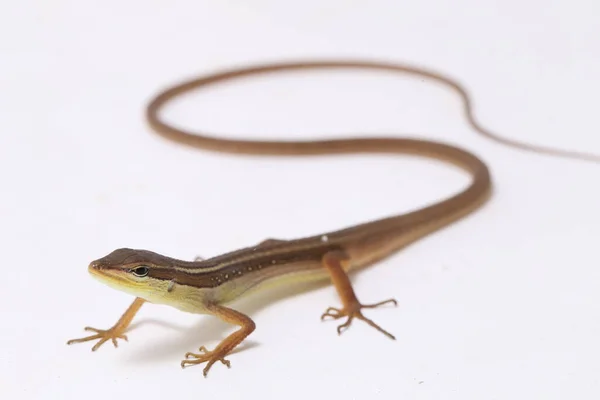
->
[2,1,600,399]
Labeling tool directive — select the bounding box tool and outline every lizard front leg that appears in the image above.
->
[67,297,145,350]
[181,303,256,377]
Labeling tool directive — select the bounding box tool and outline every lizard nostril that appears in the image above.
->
[88,260,104,270]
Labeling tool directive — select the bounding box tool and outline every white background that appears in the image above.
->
[2,1,600,399]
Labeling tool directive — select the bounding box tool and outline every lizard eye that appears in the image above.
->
[131,266,149,277]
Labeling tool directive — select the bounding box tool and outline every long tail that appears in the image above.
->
[145,59,600,164]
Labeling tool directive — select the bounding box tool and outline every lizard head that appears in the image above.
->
[87,248,179,303]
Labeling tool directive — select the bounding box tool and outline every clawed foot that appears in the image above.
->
[181,346,231,377]
[67,327,128,351]
[321,298,398,340]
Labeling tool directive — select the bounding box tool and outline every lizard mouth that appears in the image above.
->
[88,265,135,290]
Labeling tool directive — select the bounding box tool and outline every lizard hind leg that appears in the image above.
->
[320,250,398,340]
